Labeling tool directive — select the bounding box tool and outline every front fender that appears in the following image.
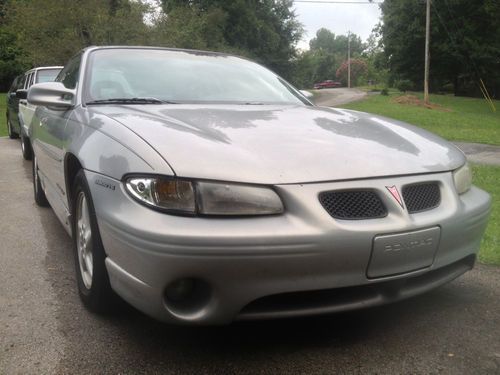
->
[64,107,175,180]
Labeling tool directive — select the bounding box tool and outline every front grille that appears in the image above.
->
[402,182,441,213]
[319,190,387,220]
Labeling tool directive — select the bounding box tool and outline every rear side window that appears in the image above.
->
[23,72,34,89]
[27,72,35,88]
[18,75,27,90]
[36,69,62,83]
[56,55,81,89]
[8,77,19,92]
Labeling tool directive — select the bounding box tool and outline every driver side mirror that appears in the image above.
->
[16,90,28,99]
[28,82,75,109]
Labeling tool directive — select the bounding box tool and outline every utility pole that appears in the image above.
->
[424,0,431,104]
[347,31,351,89]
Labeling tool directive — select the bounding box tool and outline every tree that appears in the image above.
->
[289,29,365,88]
[309,28,364,56]
[360,27,389,87]
[6,0,152,66]
[380,0,500,97]
[158,0,303,79]
[0,28,29,91]
[0,0,29,90]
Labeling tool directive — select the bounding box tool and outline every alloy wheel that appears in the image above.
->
[76,192,93,290]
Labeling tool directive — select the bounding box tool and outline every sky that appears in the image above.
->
[292,0,382,50]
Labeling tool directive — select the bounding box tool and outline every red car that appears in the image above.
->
[313,80,342,89]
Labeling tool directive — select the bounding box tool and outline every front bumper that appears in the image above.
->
[86,170,491,324]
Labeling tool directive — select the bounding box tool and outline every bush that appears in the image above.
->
[380,88,389,96]
[395,79,413,93]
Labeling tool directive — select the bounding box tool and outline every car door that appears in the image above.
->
[18,71,34,135]
[6,76,20,127]
[33,55,81,220]
[10,74,26,133]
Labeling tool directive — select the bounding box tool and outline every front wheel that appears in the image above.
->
[7,118,19,139]
[72,170,116,313]
[33,154,49,207]
[21,132,33,160]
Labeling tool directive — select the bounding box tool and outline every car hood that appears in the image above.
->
[91,104,465,184]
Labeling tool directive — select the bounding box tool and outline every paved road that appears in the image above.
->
[1,137,500,374]
[311,87,367,107]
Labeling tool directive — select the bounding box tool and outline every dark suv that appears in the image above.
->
[6,75,23,139]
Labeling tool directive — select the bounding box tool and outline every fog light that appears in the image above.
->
[163,278,212,318]
[165,278,195,302]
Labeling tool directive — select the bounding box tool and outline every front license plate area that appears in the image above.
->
[367,227,441,278]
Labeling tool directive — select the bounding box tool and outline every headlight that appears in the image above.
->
[126,177,196,214]
[125,176,284,216]
[453,162,472,194]
[196,181,284,215]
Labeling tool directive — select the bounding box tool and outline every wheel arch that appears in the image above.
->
[65,152,84,212]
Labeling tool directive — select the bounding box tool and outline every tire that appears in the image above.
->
[32,154,49,207]
[7,118,19,139]
[72,169,116,313]
[21,132,33,160]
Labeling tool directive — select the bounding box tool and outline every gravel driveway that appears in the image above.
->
[1,137,499,374]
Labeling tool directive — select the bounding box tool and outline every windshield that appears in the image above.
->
[36,69,62,83]
[85,49,307,105]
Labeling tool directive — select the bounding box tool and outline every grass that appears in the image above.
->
[341,92,500,145]
[0,93,7,137]
[472,164,500,266]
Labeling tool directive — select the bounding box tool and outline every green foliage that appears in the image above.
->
[472,164,500,266]
[341,92,500,146]
[0,28,29,91]
[395,79,413,93]
[380,88,389,96]
[3,0,152,71]
[309,28,363,55]
[157,0,303,78]
[380,0,500,97]
[152,5,228,51]
[290,28,365,88]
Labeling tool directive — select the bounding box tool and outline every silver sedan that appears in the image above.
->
[28,46,491,324]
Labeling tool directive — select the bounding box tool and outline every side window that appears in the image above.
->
[9,77,19,93]
[18,75,27,90]
[56,55,82,89]
[27,72,35,89]
[24,73,33,89]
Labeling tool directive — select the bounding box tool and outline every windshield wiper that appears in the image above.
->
[87,97,178,105]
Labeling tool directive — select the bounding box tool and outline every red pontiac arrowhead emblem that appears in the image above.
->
[386,185,404,208]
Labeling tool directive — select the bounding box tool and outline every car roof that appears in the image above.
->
[82,45,240,59]
[25,66,64,74]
